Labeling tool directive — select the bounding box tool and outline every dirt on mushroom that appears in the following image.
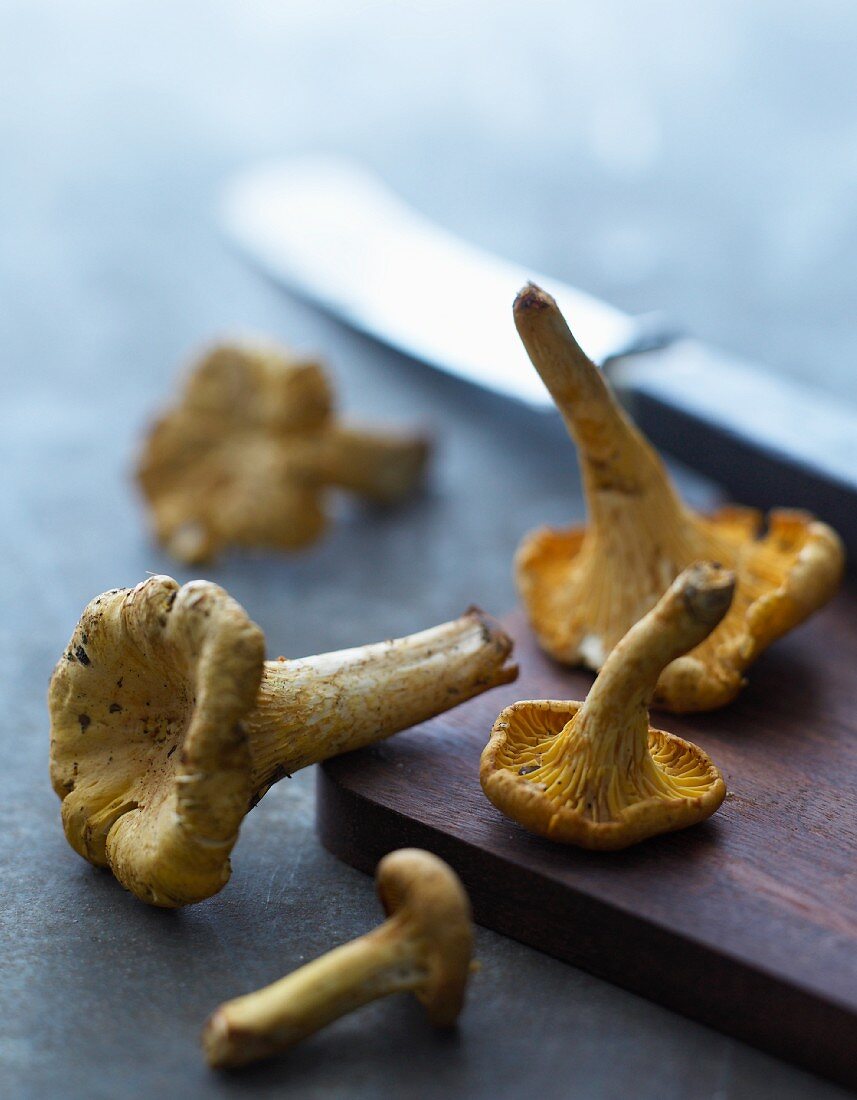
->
[49,576,517,907]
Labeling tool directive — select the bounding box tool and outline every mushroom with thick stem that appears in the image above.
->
[202,848,474,1069]
[481,562,732,849]
[513,283,844,712]
[137,340,432,563]
[49,576,517,907]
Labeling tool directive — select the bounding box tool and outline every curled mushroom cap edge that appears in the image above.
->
[512,282,845,712]
[50,576,517,907]
[481,562,732,849]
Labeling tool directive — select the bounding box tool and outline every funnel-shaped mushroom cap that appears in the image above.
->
[481,563,731,848]
[51,578,516,907]
[376,848,473,1026]
[137,341,431,563]
[513,284,845,712]
[49,576,265,906]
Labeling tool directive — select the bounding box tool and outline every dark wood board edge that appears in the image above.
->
[316,767,856,1090]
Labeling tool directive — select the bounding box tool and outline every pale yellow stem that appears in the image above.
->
[512,283,686,533]
[582,563,736,732]
[318,423,431,503]
[203,921,420,1069]
[247,610,515,792]
[538,563,734,794]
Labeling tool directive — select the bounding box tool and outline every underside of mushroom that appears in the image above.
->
[513,283,845,712]
[481,563,731,848]
[50,576,517,906]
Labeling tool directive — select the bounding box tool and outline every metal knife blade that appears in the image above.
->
[220,156,857,557]
[219,156,669,405]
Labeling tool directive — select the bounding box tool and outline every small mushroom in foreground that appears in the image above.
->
[481,563,732,849]
[513,283,844,712]
[49,576,516,907]
[137,341,432,563]
[202,848,473,1069]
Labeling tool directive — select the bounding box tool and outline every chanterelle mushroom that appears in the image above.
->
[514,283,844,712]
[137,341,431,563]
[202,848,474,1069]
[481,563,731,849]
[49,577,516,907]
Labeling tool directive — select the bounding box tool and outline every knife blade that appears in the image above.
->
[220,155,857,558]
[219,156,670,404]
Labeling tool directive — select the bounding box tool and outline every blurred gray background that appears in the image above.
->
[1,2,854,1097]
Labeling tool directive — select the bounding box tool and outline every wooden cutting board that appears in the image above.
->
[317,592,857,1088]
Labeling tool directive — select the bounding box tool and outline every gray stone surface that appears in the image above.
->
[0,2,852,1097]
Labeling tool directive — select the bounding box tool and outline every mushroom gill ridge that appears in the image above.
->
[482,563,731,849]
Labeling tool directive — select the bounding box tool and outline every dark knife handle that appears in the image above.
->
[613,339,857,565]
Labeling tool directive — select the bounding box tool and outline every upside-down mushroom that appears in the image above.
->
[513,283,844,712]
[49,577,516,907]
[481,563,731,849]
[137,341,431,563]
[202,848,474,1069]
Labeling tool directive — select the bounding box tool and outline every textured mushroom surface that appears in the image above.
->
[137,341,431,563]
[513,283,844,712]
[50,577,517,907]
[481,564,730,848]
[202,849,474,1069]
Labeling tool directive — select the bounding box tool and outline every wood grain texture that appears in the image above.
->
[317,593,857,1088]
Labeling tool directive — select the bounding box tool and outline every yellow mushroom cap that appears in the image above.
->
[513,284,845,712]
[49,575,265,907]
[137,343,334,563]
[481,563,731,849]
[175,341,333,431]
[137,341,431,564]
[375,848,474,1026]
[51,579,517,908]
[482,699,725,849]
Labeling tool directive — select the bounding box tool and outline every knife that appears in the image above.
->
[220,155,857,558]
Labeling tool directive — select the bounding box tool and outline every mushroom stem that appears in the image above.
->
[202,848,473,1068]
[583,562,737,728]
[318,424,431,503]
[247,609,516,791]
[513,283,686,529]
[534,564,734,813]
[203,924,419,1069]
